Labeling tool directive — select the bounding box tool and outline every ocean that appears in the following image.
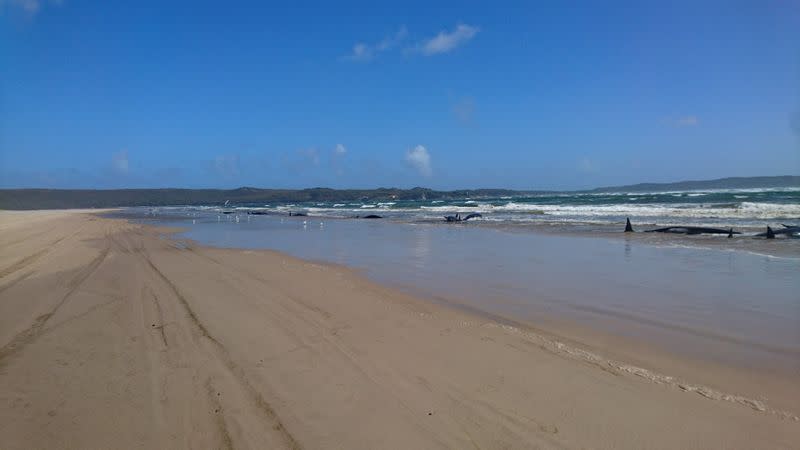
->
[150,186,799,230]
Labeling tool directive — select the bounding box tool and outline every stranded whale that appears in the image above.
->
[444,213,483,222]
[644,226,740,236]
[754,225,799,238]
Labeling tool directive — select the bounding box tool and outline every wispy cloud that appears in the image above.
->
[345,27,407,62]
[282,148,321,173]
[577,157,596,173]
[451,96,476,125]
[112,149,129,174]
[297,148,320,166]
[790,110,800,138]
[331,144,347,175]
[405,145,432,176]
[664,115,699,127]
[211,154,241,178]
[417,24,479,56]
[0,0,62,16]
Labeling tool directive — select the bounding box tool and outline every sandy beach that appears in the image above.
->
[0,210,798,449]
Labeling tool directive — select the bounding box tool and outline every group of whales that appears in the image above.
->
[229,209,795,237]
[242,209,480,222]
[624,218,800,239]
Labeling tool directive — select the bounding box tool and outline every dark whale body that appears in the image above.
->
[755,225,799,238]
[444,213,483,222]
[645,226,740,236]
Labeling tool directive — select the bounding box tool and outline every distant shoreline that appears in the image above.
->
[0,175,798,210]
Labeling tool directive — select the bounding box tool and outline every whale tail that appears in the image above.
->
[728,228,733,238]
[624,218,634,232]
[766,226,775,239]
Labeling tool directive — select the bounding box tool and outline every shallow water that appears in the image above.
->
[122,210,800,374]
[192,186,800,229]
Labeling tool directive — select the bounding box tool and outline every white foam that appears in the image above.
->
[349,200,800,221]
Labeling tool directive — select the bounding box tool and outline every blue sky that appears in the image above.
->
[1,1,799,190]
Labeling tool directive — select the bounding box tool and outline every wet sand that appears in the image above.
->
[163,212,799,379]
[1,210,798,449]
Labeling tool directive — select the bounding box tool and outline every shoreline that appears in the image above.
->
[141,212,800,416]
[117,206,800,260]
[151,210,800,377]
[1,210,798,448]
[147,219,800,418]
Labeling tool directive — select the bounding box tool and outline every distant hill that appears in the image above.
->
[589,176,799,193]
[0,176,796,210]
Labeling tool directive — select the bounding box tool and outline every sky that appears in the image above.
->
[1,1,799,190]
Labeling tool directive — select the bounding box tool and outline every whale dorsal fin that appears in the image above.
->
[624,218,634,232]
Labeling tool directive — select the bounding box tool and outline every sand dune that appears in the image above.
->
[0,210,797,449]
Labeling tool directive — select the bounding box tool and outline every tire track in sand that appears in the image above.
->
[141,248,302,450]
[0,240,110,365]
[0,224,87,294]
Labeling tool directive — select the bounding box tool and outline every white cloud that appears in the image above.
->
[334,144,347,155]
[405,145,432,176]
[112,150,129,174]
[419,24,479,56]
[346,27,407,61]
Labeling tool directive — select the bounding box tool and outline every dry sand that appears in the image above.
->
[0,210,798,449]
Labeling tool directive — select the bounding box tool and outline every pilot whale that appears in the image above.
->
[624,218,634,232]
[755,225,799,238]
[645,226,739,236]
[444,213,483,222]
